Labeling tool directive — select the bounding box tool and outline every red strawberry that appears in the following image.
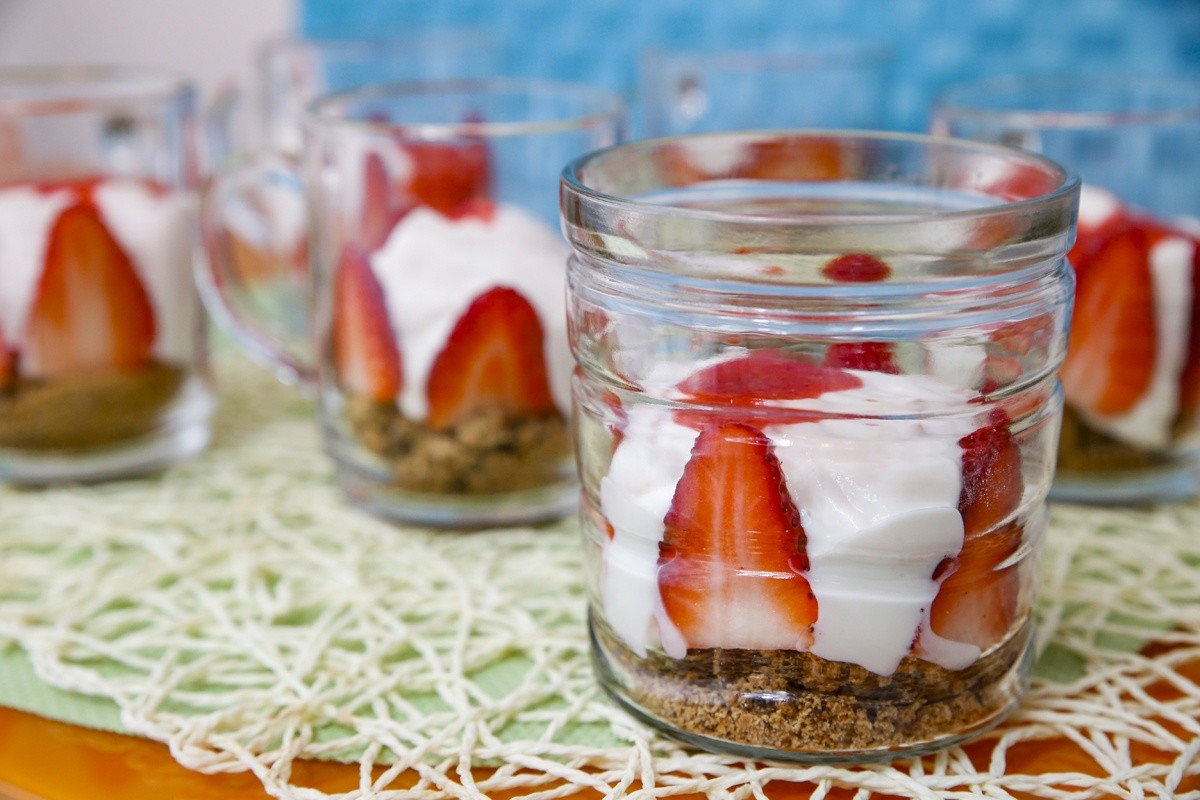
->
[425,286,555,430]
[821,253,891,283]
[823,341,899,373]
[404,138,491,218]
[332,248,403,402]
[675,350,863,427]
[929,522,1024,651]
[0,327,13,387]
[360,152,405,252]
[23,200,155,377]
[1066,186,1129,284]
[1060,225,1158,416]
[1178,234,1200,418]
[658,422,818,651]
[734,136,844,182]
[958,412,1023,538]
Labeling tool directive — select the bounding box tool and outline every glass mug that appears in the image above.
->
[562,131,1079,760]
[637,41,891,137]
[200,78,626,527]
[0,65,212,483]
[934,76,1200,503]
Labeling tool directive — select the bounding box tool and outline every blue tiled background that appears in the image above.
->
[300,0,1200,131]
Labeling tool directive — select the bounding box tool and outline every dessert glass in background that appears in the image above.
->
[0,65,212,483]
[562,131,1079,761]
[636,40,891,137]
[934,76,1200,504]
[200,78,626,527]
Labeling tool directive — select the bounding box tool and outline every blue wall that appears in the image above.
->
[301,0,1200,131]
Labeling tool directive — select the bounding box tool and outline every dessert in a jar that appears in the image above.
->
[0,66,211,482]
[934,76,1200,502]
[333,139,574,496]
[562,131,1079,760]
[199,80,625,526]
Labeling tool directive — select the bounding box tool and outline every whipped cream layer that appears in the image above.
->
[600,359,990,675]
[370,205,572,419]
[0,180,196,369]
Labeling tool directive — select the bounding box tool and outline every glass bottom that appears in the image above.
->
[1051,461,1200,505]
[0,379,214,485]
[590,611,1034,764]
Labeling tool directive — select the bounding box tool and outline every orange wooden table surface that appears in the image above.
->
[1,650,1195,800]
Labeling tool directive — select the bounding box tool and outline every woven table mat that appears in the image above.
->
[0,353,1197,799]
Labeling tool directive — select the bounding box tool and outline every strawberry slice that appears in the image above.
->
[958,412,1023,537]
[332,247,403,402]
[1178,234,1200,419]
[0,327,13,388]
[1060,225,1158,416]
[1067,186,1129,285]
[425,286,555,430]
[822,341,899,374]
[677,350,862,405]
[734,136,843,181]
[821,253,891,283]
[929,522,1024,651]
[23,200,155,377]
[404,138,491,218]
[658,422,817,651]
[360,152,405,253]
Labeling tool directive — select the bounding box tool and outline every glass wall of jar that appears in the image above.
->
[562,131,1079,762]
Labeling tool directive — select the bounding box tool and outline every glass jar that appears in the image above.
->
[934,76,1200,503]
[561,131,1079,762]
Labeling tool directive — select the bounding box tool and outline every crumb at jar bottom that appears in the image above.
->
[591,614,1034,762]
[1054,408,1200,503]
[0,361,186,451]
[344,395,572,495]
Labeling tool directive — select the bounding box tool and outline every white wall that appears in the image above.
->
[0,0,293,100]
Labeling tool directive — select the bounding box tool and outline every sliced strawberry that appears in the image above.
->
[0,327,13,388]
[658,422,817,651]
[823,341,899,374]
[677,350,862,406]
[332,247,403,402]
[929,522,1024,651]
[360,152,405,252]
[958,412,1023,538]
[425,286,555,430]
[1178,234,1200,418]
[1066,186,1129,284]
[404,138,491,218]
[734,136,843,181]
[23,200,155,377]
[1060,225,1158,416]
[821,253,891,283]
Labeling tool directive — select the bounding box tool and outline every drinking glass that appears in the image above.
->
[637,41,891,137]
[0,65,212,483]
[200,78,625,527]
[935,75,1200,503]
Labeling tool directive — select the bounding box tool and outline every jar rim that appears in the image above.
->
[306,77,628,139]
[0,65,193,116]
[561,129,1078,229]
[934,74,1200,128]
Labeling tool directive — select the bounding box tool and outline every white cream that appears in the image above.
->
[93,181,198,364]
[370,204,572,419]
[1077,184,1122,229]
[599,361,985,675]
[0,185,73,343]
[0,180,195,367]
[1080,236,1195,449]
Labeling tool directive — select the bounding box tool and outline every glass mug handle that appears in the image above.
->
[196,151,316,389]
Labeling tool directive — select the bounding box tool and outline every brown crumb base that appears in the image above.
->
[593,616,1031,756]
[345,395,572,495]
[1055,406,1178,473]
[0,362,185,451]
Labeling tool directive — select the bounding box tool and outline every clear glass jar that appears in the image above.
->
[934,76,1200,503]
[561,131,1079,762]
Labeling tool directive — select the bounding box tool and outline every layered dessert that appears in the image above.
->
[591,265,1036,754]
[335,140,572,495]
[1056,186,1200,477]
[0,177,197,451]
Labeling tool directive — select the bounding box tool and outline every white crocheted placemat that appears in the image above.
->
[0,353,1198,799]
